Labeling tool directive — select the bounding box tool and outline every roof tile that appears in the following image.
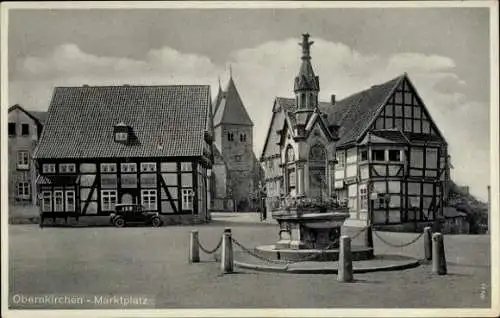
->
[34,85,211,159]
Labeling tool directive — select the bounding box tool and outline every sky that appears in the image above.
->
[6,6,492,201]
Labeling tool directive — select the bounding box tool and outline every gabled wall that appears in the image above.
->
[368,77,444,140]
[8,108,42,204]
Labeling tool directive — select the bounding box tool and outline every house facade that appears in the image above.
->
[211,74,263,211]
[33,85,213,224]
[333,74,449,227]
[8,104,47,204]
[260,33,450,229]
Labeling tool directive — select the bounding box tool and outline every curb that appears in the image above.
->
[234,255,421,274]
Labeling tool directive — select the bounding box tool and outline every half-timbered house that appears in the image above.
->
[33,85,213,224]
[260,33,450,231]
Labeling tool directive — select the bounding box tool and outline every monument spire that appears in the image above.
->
[294,33,320,111]
[299,33,314,60]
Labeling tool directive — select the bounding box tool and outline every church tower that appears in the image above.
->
[212,68,257,211]
[294,33,320,127]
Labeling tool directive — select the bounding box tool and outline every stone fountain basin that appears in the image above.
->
[275,212,349,225]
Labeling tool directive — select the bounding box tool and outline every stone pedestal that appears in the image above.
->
[273,208,349,250]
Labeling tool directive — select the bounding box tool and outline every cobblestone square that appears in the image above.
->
[8,213,491,309]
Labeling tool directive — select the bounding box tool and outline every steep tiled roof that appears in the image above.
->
[34,85,211,159]
[275,97,331,114]
[261,74,414,158]
[329,75,404,147]
[213,78,253,127]
[368,129,410,144]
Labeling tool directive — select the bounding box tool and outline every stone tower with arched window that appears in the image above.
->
[212,72,261,211]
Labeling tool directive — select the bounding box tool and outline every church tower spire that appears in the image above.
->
[294,33,320,112]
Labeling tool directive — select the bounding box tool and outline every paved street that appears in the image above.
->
[8,215,491,309]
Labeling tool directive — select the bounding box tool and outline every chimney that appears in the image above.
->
[331,94,336,105]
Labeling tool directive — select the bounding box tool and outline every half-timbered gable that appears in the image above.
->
[33,85,213,223]
[331,74,449,226]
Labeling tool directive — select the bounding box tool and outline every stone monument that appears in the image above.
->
[256,33,373,261]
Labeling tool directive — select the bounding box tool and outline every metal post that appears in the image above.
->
[338,235,353,282]
[432,232,447,275]
[365,199,374,248]
[424,226,432,261]
[189,230,200,263]
[221,228,233,274]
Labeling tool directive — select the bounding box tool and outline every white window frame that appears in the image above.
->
[101,190,117,211]
[59,163,76,173]
[181,162,192,172]
[141,190,157,210]
[359,185,368,210]
[42,191,52,212]
[42,164,56,174]
[182,189,194,211]
[121,163,137,173]
[17,151,29,170]
[54,191,64,212]
[66,190,76,212]
[100,163,117,173]
[388,150,401,162]
[17,182,30,199]
[336,151,346,167]
[371,149,385,162]
[115,132,128,141]
[140,162,156,172]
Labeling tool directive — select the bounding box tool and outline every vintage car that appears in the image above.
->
[110,204,162,228]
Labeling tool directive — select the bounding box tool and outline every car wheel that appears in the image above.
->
[151,217,162,228]
[114,217,125,228]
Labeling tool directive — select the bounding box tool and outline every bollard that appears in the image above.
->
[189,230,200,263]
[432,233,447,275]
[424,227,432,261]
[338,235,353,282]
[365,226,374,249]
[221,229,233,274]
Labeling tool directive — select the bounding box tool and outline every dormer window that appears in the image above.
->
[114,122,130,143]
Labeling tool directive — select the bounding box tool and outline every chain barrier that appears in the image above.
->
[231,237,293,265]
[372,228,424,248]
[197,235,223,255]
[350,225,369,240]
[230,225,370,265]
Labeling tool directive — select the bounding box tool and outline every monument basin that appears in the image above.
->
[272,209,350,250]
